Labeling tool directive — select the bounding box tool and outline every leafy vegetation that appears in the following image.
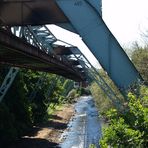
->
[0,65,91,146]
[100,89,148,147]
[0,41,147,147]
[131,44,148,83]
[89,144,96,148]
[0,68,75,146]
[66,87,91,103]
[90,43,148,147]
[90,69,124,114]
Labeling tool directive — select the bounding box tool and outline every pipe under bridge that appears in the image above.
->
[0,0,143,91]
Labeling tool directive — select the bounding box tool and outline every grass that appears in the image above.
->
[47,103,63,120]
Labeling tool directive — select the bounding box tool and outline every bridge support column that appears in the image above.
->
[56,0,142,91]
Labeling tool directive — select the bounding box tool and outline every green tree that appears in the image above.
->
[90,69,124,114]
[100,89,148,147]
[131,46,148,83]
[0,67,72,145]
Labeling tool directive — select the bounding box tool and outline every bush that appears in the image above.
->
[77,87,91,96]
[90,69,125,114]
[131,46,148,83]
[100,88,148,147]
[0,68,72,145]
[67,89,78,103]
[0,103,17,145]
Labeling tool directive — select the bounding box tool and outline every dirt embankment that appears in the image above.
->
[9,104,74,148]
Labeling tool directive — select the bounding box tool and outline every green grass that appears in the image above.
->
[47,103,63,120]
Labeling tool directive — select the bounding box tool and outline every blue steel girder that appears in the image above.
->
[87,69,121,110]
[25,26,56,54]
[0,67,19,102]
[69,46,122,109]
[18,25,87,80]
[49,38,122,108]
[0,0,142,90]
[56,0,102,32]
[55,0,142,91]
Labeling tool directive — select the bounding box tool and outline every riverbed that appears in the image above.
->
[60,96,102,148]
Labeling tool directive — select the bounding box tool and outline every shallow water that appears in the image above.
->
[60,96,102,148]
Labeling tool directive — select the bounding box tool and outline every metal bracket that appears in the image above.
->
[0,67,19,102]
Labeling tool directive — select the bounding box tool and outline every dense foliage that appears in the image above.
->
[90,44,148,113]
[100,87,148,147]
[0,68,75,146]
[131,45,148,83]
[90,44,148,147]
[90,69,124,114]
[67,87,91,103]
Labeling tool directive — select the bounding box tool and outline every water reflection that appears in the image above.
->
[60,96,102,148]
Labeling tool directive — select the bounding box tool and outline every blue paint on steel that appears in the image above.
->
[57,23,77,33]
[86,0,102,15]
[69,46,122,109]
[56,0,141,90]
[0,67,19,102]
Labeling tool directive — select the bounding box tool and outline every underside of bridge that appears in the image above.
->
[0,0,142,91]
[0,29,85,82]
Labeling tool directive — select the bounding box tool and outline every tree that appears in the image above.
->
[131,45,148,83]
[0,67,73,145]
[90,69,125,114]
[100,89,148,147]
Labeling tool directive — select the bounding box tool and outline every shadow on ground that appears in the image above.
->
[44,120,67,130]
[25,121,67,137]
[4,118,67,148]
[48,115,63,120]
[8,138,60,148]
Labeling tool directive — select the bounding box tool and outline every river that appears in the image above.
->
[60,96,102,148]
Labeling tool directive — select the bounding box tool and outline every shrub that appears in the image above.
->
[100,89,148,147]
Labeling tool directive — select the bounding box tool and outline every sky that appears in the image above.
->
[48,0,148,67]
[103,0,148,47]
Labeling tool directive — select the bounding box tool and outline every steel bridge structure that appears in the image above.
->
[0,0,143,105]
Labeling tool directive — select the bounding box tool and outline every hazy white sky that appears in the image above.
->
[48,0,148,67]
[103,0,148,46]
